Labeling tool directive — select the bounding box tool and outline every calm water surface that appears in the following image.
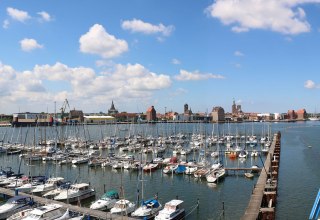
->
[0,122,319,219]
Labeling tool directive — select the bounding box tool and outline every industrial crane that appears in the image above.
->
[60,99,70,122]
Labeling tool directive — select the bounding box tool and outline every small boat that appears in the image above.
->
[206,167,226,183]
[12,203,67,220]
[42,182,71,199]
[0,196,33,219]
[155,199,185,220]
[31,177,65,195]
[54,183,95,203]
[194,168,209,178]
[244,172,254,179]
[90,190,119,211]
[110,199,135,216]
[174,165,186,174]
[143,163,158,172]
[131,198,162,219]
[163,165,178,174]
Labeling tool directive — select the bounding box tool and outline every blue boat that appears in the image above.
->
[174,165,186,174]
[131,198,162,219]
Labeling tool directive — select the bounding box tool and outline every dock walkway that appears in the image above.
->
[0,187,135,220]
[241,132,281,220]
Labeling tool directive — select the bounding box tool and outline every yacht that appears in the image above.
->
[90,190,119,211]
[110,199,135,216]
[131,198,162,219]
[155,199,185,220]
[13,204,67,220]
[31,177,64,195]
[54,183,95,203]
[0,196,33,219]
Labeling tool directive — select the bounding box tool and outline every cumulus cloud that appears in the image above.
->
[0,61,172,112]
[3,20,9,29]
[7,7,31,23]
[234,51,244,56]
[175,70,225,81]
[20,38,43,52]
[79,24,128,59]
[304,80,320,89]
[171,58,181,65]
[121,19,174,36]
[206,0,320,35]
[37,11,52,22]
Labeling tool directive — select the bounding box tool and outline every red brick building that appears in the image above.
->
[146,106,157,121]
[296,109,307,120]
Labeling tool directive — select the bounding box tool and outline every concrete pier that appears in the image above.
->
[241,132,281,220]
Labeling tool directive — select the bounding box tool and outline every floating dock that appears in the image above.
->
[0,187,136,220]
[241,131,281,220]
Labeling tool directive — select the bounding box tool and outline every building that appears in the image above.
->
[12,112,53,126]
[69,110,84,123]
[183,103,193,121]
[211,106,225,122]
[296,109,307,120]
[287,110,297,120]
[84,115,115,124]
[108,101,119,115]
[232,99,242,116]
[146,106,157,121]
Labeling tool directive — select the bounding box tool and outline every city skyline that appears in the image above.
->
[1,1,320,115]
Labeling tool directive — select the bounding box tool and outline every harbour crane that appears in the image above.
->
[60,99,70,122]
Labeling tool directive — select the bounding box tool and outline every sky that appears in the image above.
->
[1,0,320,115]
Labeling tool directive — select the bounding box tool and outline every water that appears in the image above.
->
[0,121,319,219]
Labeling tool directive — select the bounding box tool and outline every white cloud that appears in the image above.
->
[3,19,9,29]
[206,0,320,35]
[175,70,225,81]
[304,80,320,89]
[37,11,52,22]
[0,61,172,113]
[121,19,174,36]
[234,51,244,57]
[79,24,128,59]
[20,38,43,52]
[172,58,181,65]
[7,7,31,23]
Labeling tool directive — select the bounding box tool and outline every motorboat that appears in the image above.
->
[244,172,254,179]
[13,203,67,220]
[131,199,162,219]
[110,199,135,216]
[155,199,185,220]
[90,190,119,211]
[31,177,65,195]
[143,163,158,172]
[0,196,33,219]
[54,183,95,203]
[206,167,226,183]
[162,165,178,174]
[42,182,71,199]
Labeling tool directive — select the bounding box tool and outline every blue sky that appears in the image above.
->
[1,0,320,115]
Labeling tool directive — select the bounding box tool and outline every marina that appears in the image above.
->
[0,122,319,219]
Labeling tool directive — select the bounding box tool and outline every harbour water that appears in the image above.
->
[0,121,319,219]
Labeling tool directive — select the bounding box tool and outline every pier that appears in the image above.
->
[0,187,136,220]
[241,132,281,220]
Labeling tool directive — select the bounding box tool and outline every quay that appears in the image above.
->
[241,131,281,220]
[0,187,136,220]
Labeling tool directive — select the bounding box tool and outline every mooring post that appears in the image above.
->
[222,201,225,216]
